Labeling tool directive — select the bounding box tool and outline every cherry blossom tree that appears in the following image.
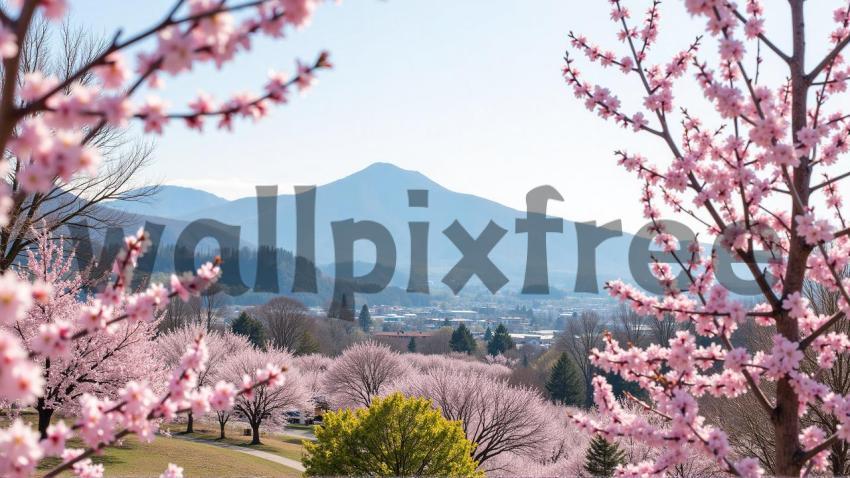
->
[0,0,334,476]
[562,0,850,476]
[483,402,590,477]
[392,363,549,470]
[293,352,332,410]
[322,340,410,409]
[156,324,250,433]
[219,346,309,444]
[405,351,513,379]
[10,234,163,438]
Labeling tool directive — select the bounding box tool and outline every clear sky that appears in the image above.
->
[68,0,840,233]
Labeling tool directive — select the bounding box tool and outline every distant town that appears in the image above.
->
[214,293,619,350]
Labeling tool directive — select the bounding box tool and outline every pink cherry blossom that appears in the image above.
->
[138,96,170,134]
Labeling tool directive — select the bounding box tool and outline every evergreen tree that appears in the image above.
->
[545,352,582,406]
[296,330,320,356]
[486,324,514,356]
[449,324,476,354]
[583,435,625,477]
[231,312,266,348]
[483,326,493,342]
[407,337,417,353]
[358,304,373,332]
[605,371,647,402]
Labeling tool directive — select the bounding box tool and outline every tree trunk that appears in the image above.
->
[250,422,261,445]
[830,441,848,476]
[773,1,808,476]
[185,411,194,434]
[219,421,226,439]
[36,402,54,439]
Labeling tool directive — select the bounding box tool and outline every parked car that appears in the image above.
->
[284,409,313,425]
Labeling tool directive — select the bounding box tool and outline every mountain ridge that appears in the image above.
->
[109,162,639,295]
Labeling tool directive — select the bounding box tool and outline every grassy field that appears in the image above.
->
[2,412,303,477]
[162,421,306,461]
[37,434,302,477]
[283,423,315,431]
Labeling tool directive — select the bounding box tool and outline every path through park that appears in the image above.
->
[170,435,306,472]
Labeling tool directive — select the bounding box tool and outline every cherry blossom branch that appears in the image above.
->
[18,0,279,116]
[0,0,38,153]
[42,368,283,478]
[812,170,850,191]
[800,310,846,350]
[725,2,791,63]
[799,432,840,465]
[807,35,850,82]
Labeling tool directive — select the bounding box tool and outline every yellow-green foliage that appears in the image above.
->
[303,392,483,477]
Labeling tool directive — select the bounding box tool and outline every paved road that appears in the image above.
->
[281,426,316,441]
[170,435,305,472]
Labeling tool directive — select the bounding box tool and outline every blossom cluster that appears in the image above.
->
[3,0,332,212]
[0,0,334,476]
[564,0,850,476]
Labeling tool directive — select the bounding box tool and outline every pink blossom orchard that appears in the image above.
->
[564,0,850,477]
[0,0,333,476]
[16,233,163,438]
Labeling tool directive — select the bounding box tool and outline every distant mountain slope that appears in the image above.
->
[106,185,229,219]
[107,163,639,294]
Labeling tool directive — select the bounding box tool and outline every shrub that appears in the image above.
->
[303,392,482,477]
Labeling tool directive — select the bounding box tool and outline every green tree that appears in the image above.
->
[605,371,647,402]
[231,312,266,348]
[407,337,417,353]
[296,330,320,355]
[486,324,514,356]
[545,352,583,406]
[583,435,625,477]
[483,326,493,342]
[358,304,372,332]
[449,324,477,354]
[304,393,482,477]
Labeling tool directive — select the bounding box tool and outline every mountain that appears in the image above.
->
[106,186,229,219]
[107,163,641,296]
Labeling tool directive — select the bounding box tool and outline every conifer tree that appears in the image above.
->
[483,326,493,342]
[358,304,372,332]
[545,352,582,406]
[449,324,476,354]
[486,324,514,356]
[583,435,625,477]
[231,312,267,349]
[407,337,417,353]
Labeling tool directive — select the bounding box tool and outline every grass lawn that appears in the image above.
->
[36,434,301,478]
[163,422,305,462]
[283,423,314,431]
[1,411,302,477]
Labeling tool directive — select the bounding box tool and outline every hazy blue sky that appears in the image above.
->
[68,1,840,233]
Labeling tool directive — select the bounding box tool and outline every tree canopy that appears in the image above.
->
[583,435,625,477]
[486,324,514,356]
[545,352,583,406]
[303,392,482,477]
[358,304,372,332]
[450,324,476,354]
[231,312,267,349]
